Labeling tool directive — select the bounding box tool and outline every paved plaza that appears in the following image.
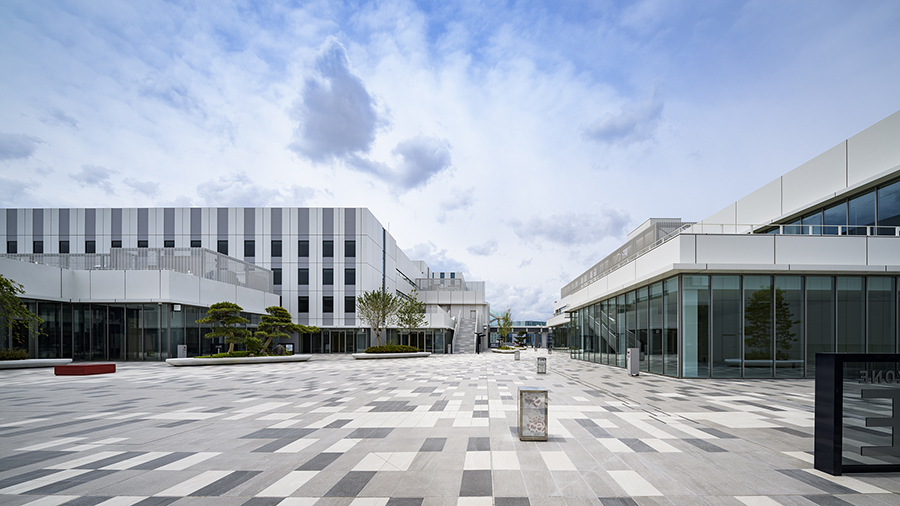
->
[1,350,898,506]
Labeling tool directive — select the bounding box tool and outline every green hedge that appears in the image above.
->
[194,351,253,358]
[364,344,420,354]
[0,348,29,360]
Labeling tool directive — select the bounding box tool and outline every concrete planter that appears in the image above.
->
[0,358,73,370]
[491,349,516,354]
[351,352,431,359]
[166,355,312,366]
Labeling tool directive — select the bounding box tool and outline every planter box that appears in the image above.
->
[55,363,116,376]
[351,352,431,359]
[166,355,312,366]
[0,359,72,370]
[491,349,516,354]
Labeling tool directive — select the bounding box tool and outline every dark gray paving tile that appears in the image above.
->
[28,470,117,495]
[777,469,856,494]
[0,468,60,489]
[325,419,351,428]
[242,428,316,439]
[618,439,657,452]
[191,470,260,496]
[495,498,530,506]
[346,428,393,439]
[574,419,612,438]
[598,498,639,506]
[386,498,424,506]
[467,437,490,451]
[324,470,377,497]
[459,470,492,496]
[158,420,193,428]
[242,498,284,506]
[419,438,446,452]
[63,420,143,437]
[0,419,93,437]
[696,427,736,439]
[76,452,146,469]
[131,452,193,470]
[683,439,727,452]
[773,426,812,438]
[802,495,857,506]
[254,438,303,452]
[60,496,112,506]
[298,452,342,470]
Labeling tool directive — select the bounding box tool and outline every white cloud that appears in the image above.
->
[0,177,39,206]
[405,242,468,274]
[70,165,117,195]
[467,239,498,256]
[0,133,42,160]
[583,95,664,145]
[196,172,316,207]
[123,178,160,197]
[509,208,632,246]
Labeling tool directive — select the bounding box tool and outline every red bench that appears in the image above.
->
[54,364,116,376]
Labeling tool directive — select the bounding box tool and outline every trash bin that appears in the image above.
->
[518,387,549,441]
[177,345,187,358]
[537,357,547,374]
[515,350,520,361]
[626,348,640,376]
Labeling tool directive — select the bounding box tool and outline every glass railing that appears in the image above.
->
[0,247,273,292]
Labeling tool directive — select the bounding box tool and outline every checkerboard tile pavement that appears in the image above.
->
[0,350,898,506]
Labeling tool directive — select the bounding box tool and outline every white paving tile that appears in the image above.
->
[0,470,91,494]
[156,452,220,471]
[541,451,577,471]
[275,438,318,453]
[464,451,491,470]
[606,469,662,496]
[258,471,319,496]
[154,470,232,496]
[735,496,784,506]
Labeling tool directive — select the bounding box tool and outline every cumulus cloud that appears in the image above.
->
[139,73,206,117]
[289,37,387,162]
[70,165,117,195]
[405,241,468,274]
[123,178,160,197]
[196,172,316,207]
[509,207,631,245]
[347,135,453,192]
[40,106,79,129]
[583,95,664,145]
[437,190,474,223]
[0,133,42,160]
[0,177,39,206]
[467,239,498,256]
[487,283,556,321]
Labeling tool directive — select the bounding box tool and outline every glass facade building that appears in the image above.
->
[569,274,900,378]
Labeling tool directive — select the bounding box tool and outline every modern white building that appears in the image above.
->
[550,110,900,378]
[0,207,489,360]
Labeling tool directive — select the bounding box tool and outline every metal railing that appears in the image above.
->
[1,247,273,292]
[561,222,900,299]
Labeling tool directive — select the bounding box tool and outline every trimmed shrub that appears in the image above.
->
[364,344,420,354]
[0,348,29,360]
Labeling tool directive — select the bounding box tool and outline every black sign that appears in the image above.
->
[815,353,900,475]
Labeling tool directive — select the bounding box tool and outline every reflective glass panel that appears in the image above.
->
[637,287,649,371]
[867,277,895,353]
[877,179,900,235]
[848,190,876,235]
[837,276,865,352]
[664,277,679,377]
[807,276,834,376]
[824,202,847,235]
[744,275,773,378]
[649,282,663,374]
[802,212,822,235]
[712,276,742,378]
[774,276,804,378]
[682,275,709,378]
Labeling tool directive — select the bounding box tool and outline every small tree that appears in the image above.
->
[0,274,44,352]
[196,301,251,354]
[396,290,427,349]
[356,289,402,347]
[498,309,513,344]
[255,305,319,354]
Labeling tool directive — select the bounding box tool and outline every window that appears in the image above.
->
[85,240,96,254]
[164,240,175,248]
[323,240,333,257]
[273,268,282,285]
[450,272,455,279]
[111,240,122,248]
[6,241,16,254]
[138,240,148,248]
[323,268,334,285]
[244,240,255,257]
[345,240,356,258]
[323,296,333,313]
[298,296,309,313]
[440,272,445,279]
[345,268,356,286]
[191,239,201,248]
[298,240,309,257]
[59,240,70,254]
[217,240,228,255]
[33,241,43,254]
[298,268,309,285]
[345,296,355,313]
[271,240,282,257]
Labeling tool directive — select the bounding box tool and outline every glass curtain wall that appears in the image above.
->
[711,276,741,378]
[683,275,710,378]
[636,287,649,372]
[867,277,895,353]
[664,278,679,376]
[837,277,865,352]
[743,275,773,378]
[807,276,834,376]
[775,276,804,378]
[649,283,663,374]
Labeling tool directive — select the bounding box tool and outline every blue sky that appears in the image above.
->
[2,0,900,320]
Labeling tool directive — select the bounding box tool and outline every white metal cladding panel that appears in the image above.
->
[235,285,267,314]
[634,237,687,279]
[773,235,868,265]
[0,258,62,299]
[90,270,126,300]
[63,270,89,301]
[866,237,900,266]
[781,142,847,216]
[695,234,775,264]
[847,110,900,188]
[164,270,201,304]
[124,270,162,299]
[736,178,782,225]
[200,276,236,305]
[702,202,737,227]
[586,276,609,302]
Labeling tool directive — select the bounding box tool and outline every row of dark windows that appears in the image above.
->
[6,239,358,257]
[297,296,355,314]
[271,268,356,286]
[764,177,900,235]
